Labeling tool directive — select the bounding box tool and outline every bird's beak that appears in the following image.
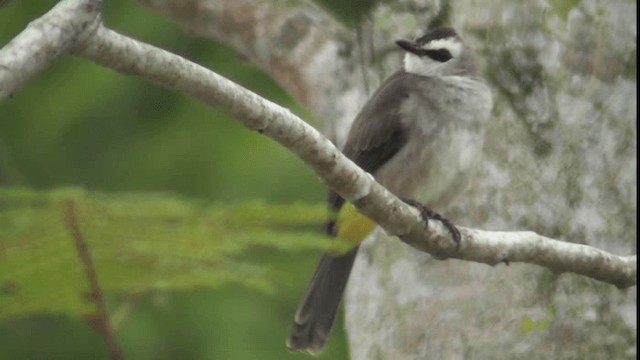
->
[395,40,424,56]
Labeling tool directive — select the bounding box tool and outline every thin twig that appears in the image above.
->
[62,199,124,360]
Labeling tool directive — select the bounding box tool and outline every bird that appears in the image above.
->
[287,26,493,355]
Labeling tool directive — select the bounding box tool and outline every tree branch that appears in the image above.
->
[138,0,369,146]
[0,0,104,99]
[140,0,346,111]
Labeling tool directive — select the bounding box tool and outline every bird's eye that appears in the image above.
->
[423,49,453,62]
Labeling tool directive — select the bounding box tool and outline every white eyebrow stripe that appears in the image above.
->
[423,38,463,57]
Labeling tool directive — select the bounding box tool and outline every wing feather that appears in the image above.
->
[328,70,415,211]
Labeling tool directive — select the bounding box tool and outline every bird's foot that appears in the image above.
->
[402,199,461,250]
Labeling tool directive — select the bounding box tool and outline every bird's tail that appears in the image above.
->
[286,247,359,354]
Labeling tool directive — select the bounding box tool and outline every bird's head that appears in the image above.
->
[396,27,476,77]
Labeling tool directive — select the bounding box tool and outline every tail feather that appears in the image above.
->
[287,247,359,354]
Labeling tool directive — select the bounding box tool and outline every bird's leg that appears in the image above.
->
[401,199,461,249]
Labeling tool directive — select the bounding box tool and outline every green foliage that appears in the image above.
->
[0,188,331,320]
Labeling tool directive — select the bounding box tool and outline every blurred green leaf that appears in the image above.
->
[0,187,330,320]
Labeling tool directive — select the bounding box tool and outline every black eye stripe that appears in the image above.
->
[423,49,453,62]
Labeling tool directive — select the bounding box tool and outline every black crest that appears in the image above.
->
[416,27,459,45]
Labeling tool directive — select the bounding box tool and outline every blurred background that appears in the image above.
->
[0,0,355,359]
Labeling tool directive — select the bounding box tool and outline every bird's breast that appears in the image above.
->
[375,76,492,209]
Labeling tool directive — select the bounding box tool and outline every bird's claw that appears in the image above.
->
[402,199,461,250]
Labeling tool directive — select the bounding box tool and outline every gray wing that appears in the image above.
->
[328,70,415,211]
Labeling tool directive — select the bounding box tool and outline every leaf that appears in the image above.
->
[0,188,331,321]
